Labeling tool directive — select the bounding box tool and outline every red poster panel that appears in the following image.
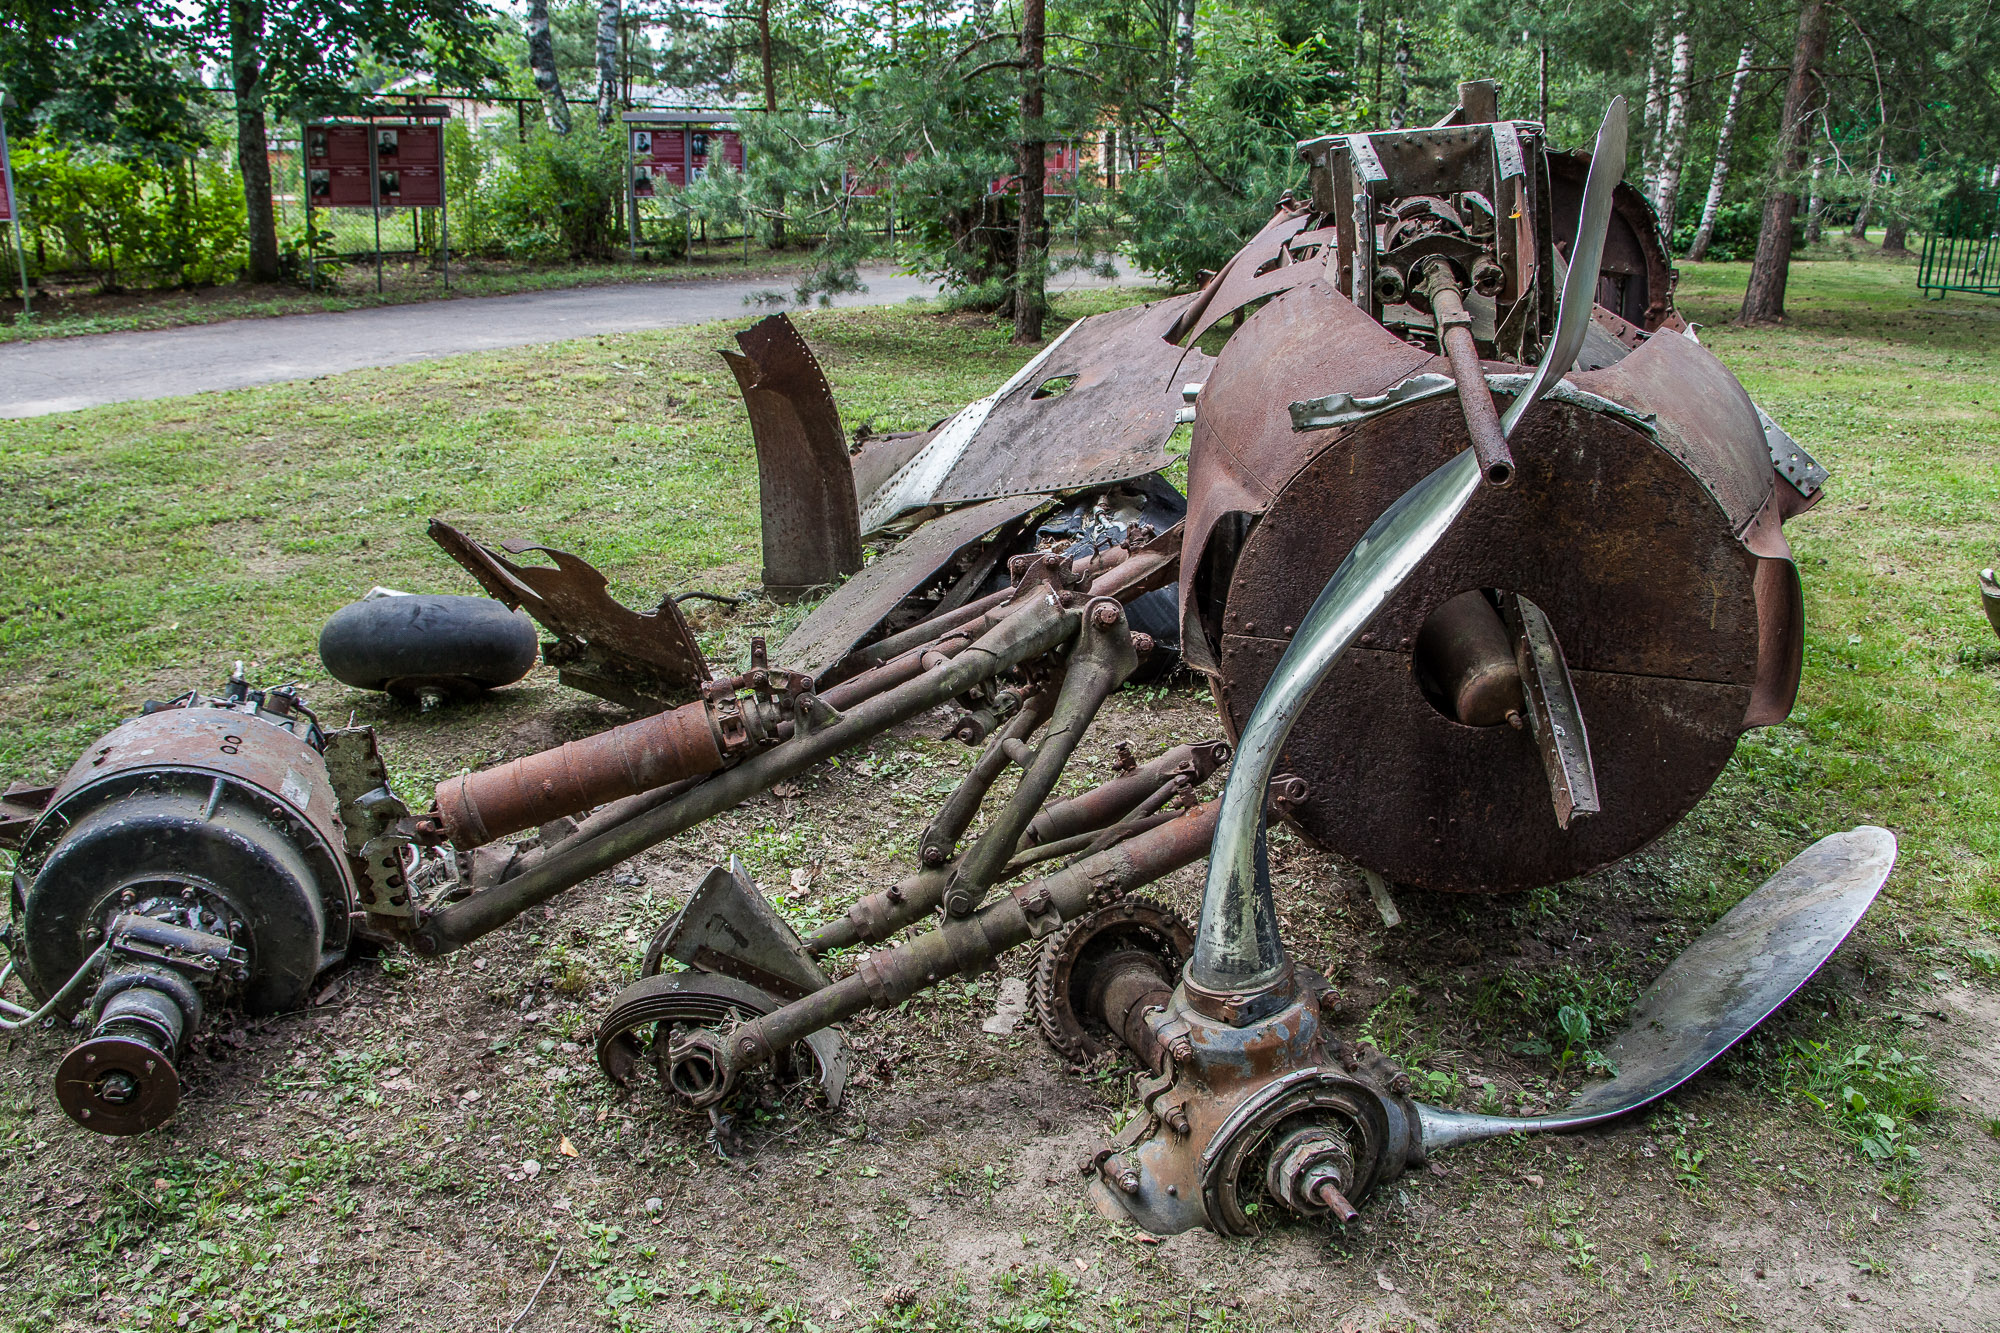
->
[648,130,687,189]
[379,124,443,206]
[306,124,376,207]
[0,156,11,224]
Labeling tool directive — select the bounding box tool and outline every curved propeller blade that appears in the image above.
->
[1190,446,1482,991]
[1498,96,1630,439]
[1418,825,1897,1153]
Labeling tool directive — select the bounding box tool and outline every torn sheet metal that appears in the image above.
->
[722,315,864,600]
[777,494,1049,681]
[1288,370,1659,437]
[858,295,1215,532]
[429,519,710,711]
[1165,207,1316,352]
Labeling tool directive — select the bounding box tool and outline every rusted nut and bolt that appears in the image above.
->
[1131,633,1155,656]
[1090,602,1123,630]
[1389,1072,1412,1095]
[1165,1104,1191,1137]
[1167,1035,1194,1063]
[921,846,946,866]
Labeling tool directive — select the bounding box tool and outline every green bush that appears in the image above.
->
[9,137,245,291]
[1675,200,1773,263]
[470,121,628,262]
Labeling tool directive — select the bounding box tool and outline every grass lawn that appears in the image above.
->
[0,258,1997,1332]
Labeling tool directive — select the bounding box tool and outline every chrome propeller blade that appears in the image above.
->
[1419,825,1896,1152]
[1190,446,1482,991]
[1498,97,1630,438]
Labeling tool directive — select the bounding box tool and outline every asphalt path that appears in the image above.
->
[0,264,1136,419]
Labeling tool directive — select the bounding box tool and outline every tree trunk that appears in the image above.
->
[229,0,280,284]
[759,0,785,249]
[1881,219,1908,252]
[1538,39,1548,127]
[1688,41,1754,261]
[1013,0,1046,345]
[1652,24,1693,237]
[1641,20,1668,198]
[1738,0,1829,324]
[1175,0,1195,100]
[527,0,571,133]
[1848,164,1876,237]
[595,0,621,127]
[1805,152,1825,242]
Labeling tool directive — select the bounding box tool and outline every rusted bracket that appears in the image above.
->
[1500,593,1600,829]
[428,518,710,711]
[940,600,1140,918]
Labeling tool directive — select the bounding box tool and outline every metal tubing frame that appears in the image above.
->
[941,600,1140,917]
[415,593,1081,953]
[721,801,1222,1088]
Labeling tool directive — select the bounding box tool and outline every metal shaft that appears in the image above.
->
[723,802,1220,1084]
[941,600,1138,917]
[1422,265,1514,488]
[416,593,1080,953]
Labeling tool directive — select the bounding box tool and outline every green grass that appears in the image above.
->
[0,260,1995,1331]
[0,287,1163,781]
[1672,260,2000,933]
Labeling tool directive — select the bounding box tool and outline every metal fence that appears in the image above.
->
[1918,188,2000,298]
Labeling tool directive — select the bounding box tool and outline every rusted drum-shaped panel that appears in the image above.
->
[1194,286,1793,891]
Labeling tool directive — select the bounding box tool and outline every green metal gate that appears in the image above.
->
[1918,188,2000,297]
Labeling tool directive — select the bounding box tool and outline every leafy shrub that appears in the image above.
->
[1675,200,1780,262]
[9,136,245,290]
[472,121,628,262]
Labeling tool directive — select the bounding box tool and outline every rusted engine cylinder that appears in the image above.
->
[1179,281,1807,893]
[10,696,356,1133]
[435,701,726,848]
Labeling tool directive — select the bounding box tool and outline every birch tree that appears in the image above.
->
[1687,40,1754,260]
[1650,21,1692,236]
[528,0,571,133]
[595,0,621,127]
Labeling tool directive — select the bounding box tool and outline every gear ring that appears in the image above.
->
[1030,897,1193,1063]
[595,971,848,1107]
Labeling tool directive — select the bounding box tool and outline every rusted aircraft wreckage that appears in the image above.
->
[3,85,1895,1237]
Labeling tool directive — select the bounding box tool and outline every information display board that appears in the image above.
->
[632,125,743,196]
[306,121,444,207]
[0,132,12,223]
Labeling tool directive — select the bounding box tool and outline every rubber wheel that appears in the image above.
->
[317,594,538,694]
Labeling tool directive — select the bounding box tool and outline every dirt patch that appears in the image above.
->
[2,678,1994,1332]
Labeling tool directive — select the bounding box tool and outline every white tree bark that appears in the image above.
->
[595,0,622,127]
[1641,20,1669,197]
[1686,40,1754,260]
[1651,24,1693,237]
[527,0,571,134]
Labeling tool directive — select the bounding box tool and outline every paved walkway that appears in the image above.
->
[0,264,1136,419]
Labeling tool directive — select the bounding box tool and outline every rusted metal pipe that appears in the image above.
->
[1422,263,1514,489]
[719,802,1220,1087]
[1411,590,1524,728]
[414,594,1080,954]
[435,702,726,848]
[1026,741,1227,846]
[919,691,1055,868]
[940,600,1139,918]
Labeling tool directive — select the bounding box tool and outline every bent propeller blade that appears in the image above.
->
[1498,96,1630,439]
[1418,825,1897,1153]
